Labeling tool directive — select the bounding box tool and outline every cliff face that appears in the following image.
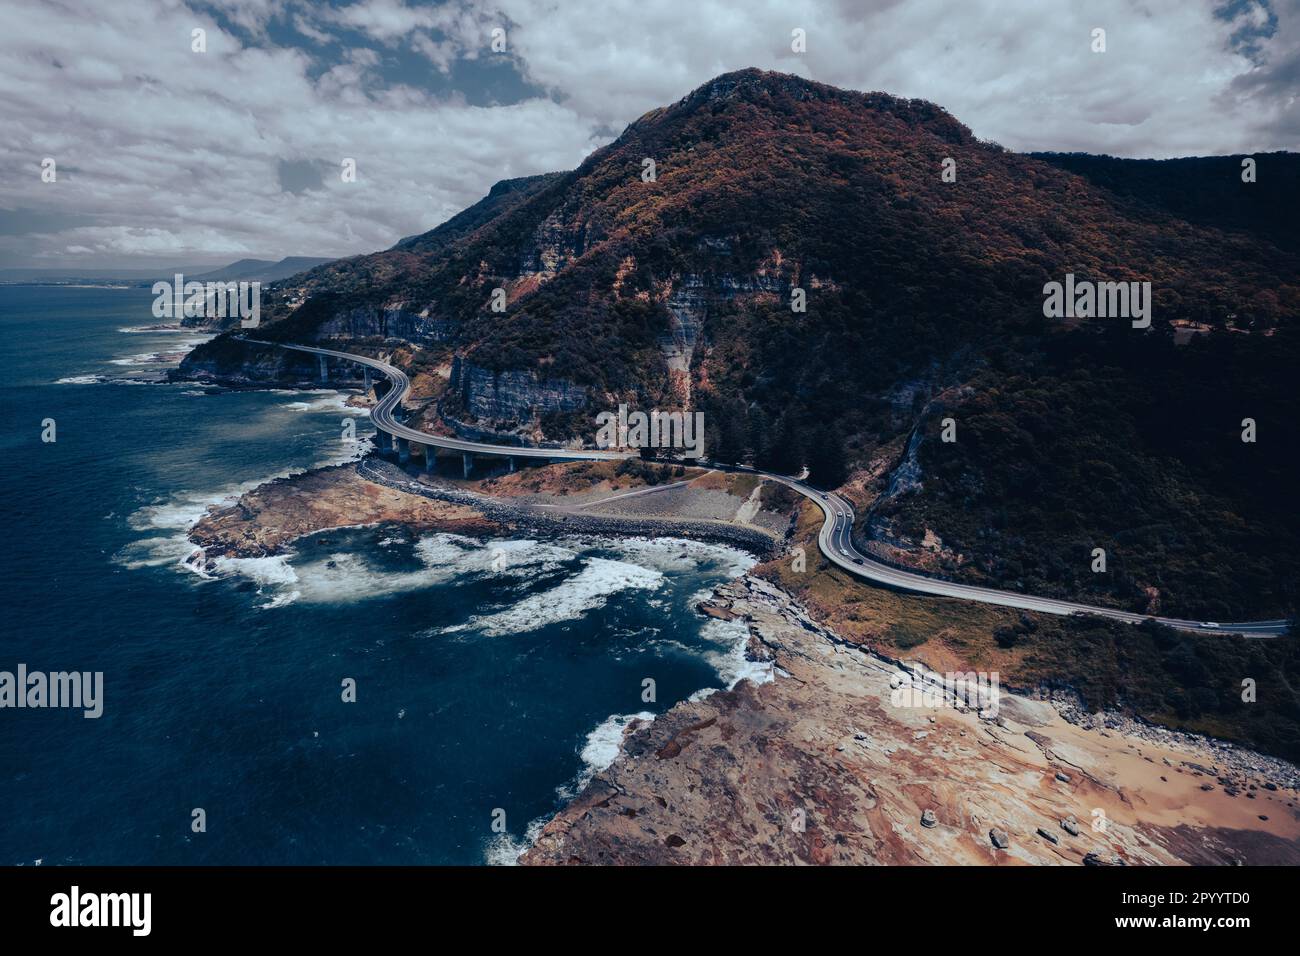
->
[171,338,363,389]
[312,304,456,342]
[448,356,588,427]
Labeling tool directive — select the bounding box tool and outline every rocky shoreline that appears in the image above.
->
[181,450,1300,865]
[522,575,1300,865]
[1050,695,1300,794]
[189,454,782,562]
[356,458,781,558]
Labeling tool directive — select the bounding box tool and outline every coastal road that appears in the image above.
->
[248,338,1290,638]
[249,339,635,462]
[765,472,1290,638]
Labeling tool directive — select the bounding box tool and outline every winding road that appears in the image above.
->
[249,338,1291,638]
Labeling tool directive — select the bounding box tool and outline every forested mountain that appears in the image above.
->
[180,69,1299,617]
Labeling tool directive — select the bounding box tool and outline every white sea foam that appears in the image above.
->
[213,554,299,587]
[700,617,773,690]
[489,710,657,863]
[116,534,204,571]
[54,375,101,385]
[236,536,575,608]
[447,556,663,638]
[416,534,576,576]
[258,590,302,610]
[282,394,370,415]
[264,552,442,604]
[108,351,162,366]
[563,711,655,799]
[600,536,757,576]
[484,815,551,866]
[687,586,715,609]
[108,336,211,367]
[120,434,366,578]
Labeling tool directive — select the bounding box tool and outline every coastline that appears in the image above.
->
[189,455,783,564]
[522,575,1300,865]
[183,450,1300,865]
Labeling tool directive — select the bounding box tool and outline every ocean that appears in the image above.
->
[0,286,760,865]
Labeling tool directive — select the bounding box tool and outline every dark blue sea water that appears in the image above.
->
[0,286,758,865]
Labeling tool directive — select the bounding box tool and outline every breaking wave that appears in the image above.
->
[447,556,663,638]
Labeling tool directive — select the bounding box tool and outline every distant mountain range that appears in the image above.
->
[182,68,1300,624]
[0,256,335,287]
[186,257,336,283]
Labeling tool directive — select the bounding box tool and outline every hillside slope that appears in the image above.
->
[179,69,1300,618]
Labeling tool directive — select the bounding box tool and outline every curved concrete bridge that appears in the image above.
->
[259,339,636,475]
[247,338,1290,638]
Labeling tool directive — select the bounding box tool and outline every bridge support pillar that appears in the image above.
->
[462,453,472,478]
[396,437,410,465]
[363,367,371,393]
[375,428,392,455]
[424,447,436,472]
[318,355,328,382]
[508,456,515,473]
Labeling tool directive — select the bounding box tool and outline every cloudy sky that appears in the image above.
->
[1,0,1295,270]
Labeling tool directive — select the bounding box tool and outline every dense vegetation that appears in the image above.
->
[180,68,1299,619]
[1033,151,1300,254]
[877,324,1300,619]
[1023,614,1300,764]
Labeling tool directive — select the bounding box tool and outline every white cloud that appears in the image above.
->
[492,0,1289,157]
[323,0,436,44]
[0,0,599,267]
[0,0,1293,268]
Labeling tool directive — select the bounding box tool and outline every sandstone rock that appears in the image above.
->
[1061,817,1080,836]
[921,809,937,828]
[1037,827,1059,845]
[449,357,588,426]
[989,828,1010,849]
[995,695,1056,728]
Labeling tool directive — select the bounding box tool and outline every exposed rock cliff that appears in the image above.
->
[170,337,364,389]
[448,355,589,428]
[312,304,456,342]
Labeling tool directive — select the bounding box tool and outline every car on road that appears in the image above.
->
[839,548,848,555]
[853,558,864,565]
[1200,622,1221,629]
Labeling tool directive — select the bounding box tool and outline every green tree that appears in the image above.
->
[807,424,848,488]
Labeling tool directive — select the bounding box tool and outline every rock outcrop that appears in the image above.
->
[522,576,1300,866]
[312,304,457,343]
[448,356,589,426]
